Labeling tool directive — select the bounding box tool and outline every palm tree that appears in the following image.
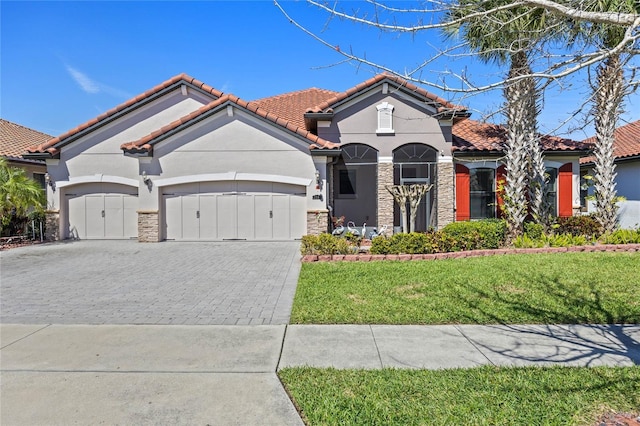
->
[0,158,46,236]
[583,0,636,232]
[446,1,550,240]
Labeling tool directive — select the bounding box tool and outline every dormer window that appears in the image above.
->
[376,102,394,134]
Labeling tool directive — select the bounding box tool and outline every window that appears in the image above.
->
[33,173,46,190]
[376,102,394,134]
[469,168,495,219]
[338,169,356,196]
[545,167,558,217]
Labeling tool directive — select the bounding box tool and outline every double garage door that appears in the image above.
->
[164,181,306,241]
[66,183,138,239]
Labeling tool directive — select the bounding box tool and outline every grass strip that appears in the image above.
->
[279,366,640,425]
[291,252,640,324]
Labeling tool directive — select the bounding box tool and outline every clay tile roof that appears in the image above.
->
[253,88,339,128]
[27,73,223,156]
[307,73,467,114]
[580,119,640,164]
[452,119,589,153]
[0,119,51,163]
[120,94,339,154]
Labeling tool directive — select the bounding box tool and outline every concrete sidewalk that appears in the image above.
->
[1,324,639,425]
[279,324,640,370]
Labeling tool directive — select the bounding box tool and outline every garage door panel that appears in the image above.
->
[199,195,218,240]
[182,195,200,240]
[163,181,306,241]
[165,195,182,240]
[254,195,272,240]
[68,196,87,239]
[272,195,290,240]
[104,195,125,238]
[237,195,254,240]
[86,196,105,239]
[217,195,237,240]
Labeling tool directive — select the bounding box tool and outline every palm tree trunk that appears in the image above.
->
[593,54,623,232]
[503,51,532,242]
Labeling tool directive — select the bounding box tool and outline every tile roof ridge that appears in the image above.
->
[27,73,224,155]
[306,72,467,114]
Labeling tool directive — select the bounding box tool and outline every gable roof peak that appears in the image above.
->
[27,73,225,157]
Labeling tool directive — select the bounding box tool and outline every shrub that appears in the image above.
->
[370,231,462,254]
[524,222,544,240]
[514,233,592,248]
[441,219,507,250]
[300,234,354,255]
[601,228,640,244]
[554,215,602,237]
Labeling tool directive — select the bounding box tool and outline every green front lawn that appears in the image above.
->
[291,252,640,324]
[279,366,640,425]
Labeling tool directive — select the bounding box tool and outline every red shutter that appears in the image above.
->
[496,165,507,219]
[455,164,470,221]
[558,163,573,217]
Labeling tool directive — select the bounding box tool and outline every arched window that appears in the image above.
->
[393,144,437,230]
[376,102,394,134]
[332,144,378,226]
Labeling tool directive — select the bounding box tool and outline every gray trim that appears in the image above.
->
[310,149,341,157]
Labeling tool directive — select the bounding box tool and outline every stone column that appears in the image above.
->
[307,210,329,235]
[44,210,60,241]
[137,211,160,242]
[377,159,394,234]
[436,158,455,229]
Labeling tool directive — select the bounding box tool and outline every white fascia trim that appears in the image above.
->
[438,155,453,163]
[56,174,139,189]
[155,172,311,188]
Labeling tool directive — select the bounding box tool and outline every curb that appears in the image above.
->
[300,243,640,262]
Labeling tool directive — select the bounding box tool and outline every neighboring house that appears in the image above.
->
[0,119,49,187]
[581,120,640,229]
[25,73,587,242]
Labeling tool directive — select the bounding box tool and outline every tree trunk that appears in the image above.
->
[386,184,433,233]
[407,184,433,232]
[593,54,623,233]
[503,51,532,242]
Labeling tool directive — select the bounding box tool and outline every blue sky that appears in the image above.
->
[1,1,637,140]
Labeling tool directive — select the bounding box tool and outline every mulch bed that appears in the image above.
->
[596,412,640,426]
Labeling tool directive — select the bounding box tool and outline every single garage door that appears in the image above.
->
[66,183,138,239]
[164,181,306,241]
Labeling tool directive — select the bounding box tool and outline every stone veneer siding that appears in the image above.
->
[377,162,394,233]
[307,210,329,235]
[45,210,60,241]
[137,211,160,242]
[436,161,455,229]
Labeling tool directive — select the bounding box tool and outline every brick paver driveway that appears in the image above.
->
[0,240,301,325]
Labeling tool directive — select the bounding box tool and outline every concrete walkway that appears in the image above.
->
[2,323,639,425]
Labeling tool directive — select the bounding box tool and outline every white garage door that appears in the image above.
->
[164,181,306,241]
[66,183,138,240]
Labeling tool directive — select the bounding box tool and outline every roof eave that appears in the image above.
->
[310,148,342,157]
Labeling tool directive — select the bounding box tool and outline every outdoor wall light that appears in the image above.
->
[44,173,55,192]
[315,169,321,190]
[142,171,152,190]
